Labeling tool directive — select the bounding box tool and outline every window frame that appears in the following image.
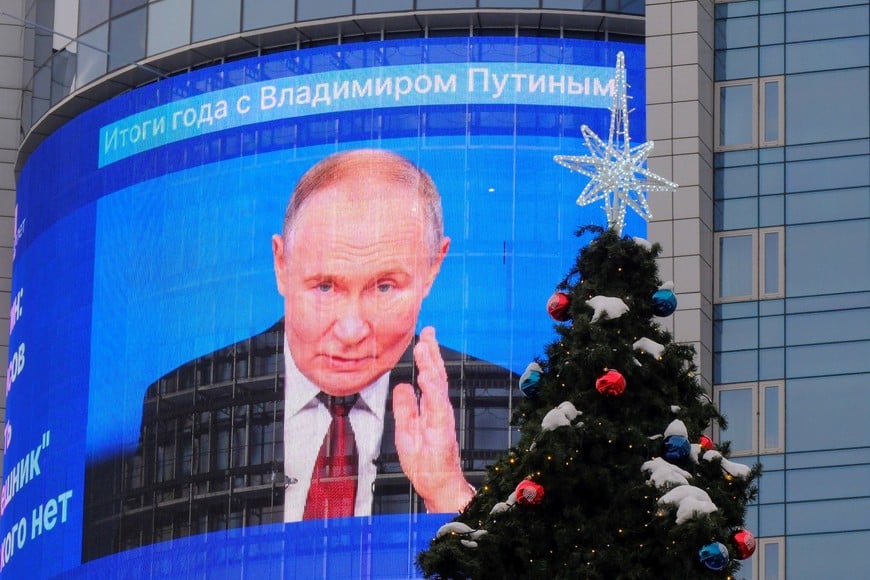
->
[713,381,785,457]
[715,76,785,151]
[714,227,784,303]
[758,382,785,454]
[758,228,784,299]
[753,537,785,580]
[759,77,785,147]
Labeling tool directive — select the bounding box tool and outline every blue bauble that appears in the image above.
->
[663,434,691,461]
[651,289,677,317]
[519,363,542,398]
[698,542,730,571]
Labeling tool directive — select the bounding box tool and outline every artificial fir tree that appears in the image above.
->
[418,225,760,579]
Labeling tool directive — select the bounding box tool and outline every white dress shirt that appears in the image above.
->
[282,337,390,522]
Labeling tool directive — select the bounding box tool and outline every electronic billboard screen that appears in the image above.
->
[3,37,645,578]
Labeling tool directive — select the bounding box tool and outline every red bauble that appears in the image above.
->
[547,291,571,321]
[732,528,756,560]
[515,480,545,505]
[595,369,626,396]
[699,434,715,451]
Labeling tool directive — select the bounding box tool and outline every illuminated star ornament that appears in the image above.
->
[554,52,678,235]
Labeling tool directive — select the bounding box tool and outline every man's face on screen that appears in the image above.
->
[273,179,448,397]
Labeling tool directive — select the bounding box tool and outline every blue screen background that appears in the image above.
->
[3,37,645,578]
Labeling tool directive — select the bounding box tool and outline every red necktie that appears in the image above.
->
[303,394,358,519]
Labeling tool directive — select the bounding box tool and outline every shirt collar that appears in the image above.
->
[282,336,389,421]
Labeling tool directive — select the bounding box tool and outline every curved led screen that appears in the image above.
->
[3,37,645,578]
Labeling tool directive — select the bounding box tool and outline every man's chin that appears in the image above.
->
[313,368,383,397]
[317,380,373,397]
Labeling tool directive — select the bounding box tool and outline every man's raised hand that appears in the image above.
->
[393,326,473,513]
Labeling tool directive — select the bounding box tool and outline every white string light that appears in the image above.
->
[554,52,678,235]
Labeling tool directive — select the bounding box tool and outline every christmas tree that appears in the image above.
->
[417,226,760,579]
[419,51,759,579]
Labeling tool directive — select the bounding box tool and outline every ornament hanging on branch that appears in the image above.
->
[519,362,543,398]
[731,528,756,560]
[662,419,691,461]
[547,291,572,321]
[699,434,715,451]
[698,542,730,571]
[651,281,678,317]
[595,369,626,396]
[515,480,545,506]
[663,434,691,462]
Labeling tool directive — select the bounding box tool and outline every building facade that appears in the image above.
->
[1,0,868,578]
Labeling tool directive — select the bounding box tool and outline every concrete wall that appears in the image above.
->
[645,0,715,390]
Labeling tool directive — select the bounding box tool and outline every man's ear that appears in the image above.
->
[423,236,450,296]
[272,234,288,296]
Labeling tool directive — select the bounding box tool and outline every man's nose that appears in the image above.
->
[332,297,372,344]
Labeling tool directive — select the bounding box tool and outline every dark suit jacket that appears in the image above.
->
[83,320,515,561]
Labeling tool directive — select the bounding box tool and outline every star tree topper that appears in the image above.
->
[554,52,677,235]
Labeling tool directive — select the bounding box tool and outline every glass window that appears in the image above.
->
[786,155,870,195]
[786,5,869,43]
[761,79,782,146]
[715,317,759,352]
[147,0,191,56]
[760,383,782,451]
[111,0,145,17]
[242,0,295,31]
[789,532,870,579]
[715,381,785,456]
[717,82,756,149]
[715,228,784,302]
[786,37,870,75]
[788,499,870,535]
[716,47,759,82]
[716,165,759,200]
[716,77,784,151]
[50,49,76,106]
[787,341,870,379]
[79,0,110,33]
[761,230,781,296]
[759,164,783,195]
[716,15,758,49]
[787,69,869,145]
[759,348,784,380]
[759,45,784,77]
[786,309,870,346]
[758,469,784,504]
[716,197,759,230]
[718,232,755,299]
[108,7,145,70]
[757,537,784,580]
[786,220,870,296]
[787,374,869,451]
[75,22,108,89]
[759,14,784,45]
[192,0,241,42]
[53,0,80,51]
[358,0,414,13]
[417,0,475,8]
[787,465,869,502]
[715,384,755,454]
[296,0,353,21]
[715,350,759,384]
[759,315,784,347]
[759,195,783,227]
